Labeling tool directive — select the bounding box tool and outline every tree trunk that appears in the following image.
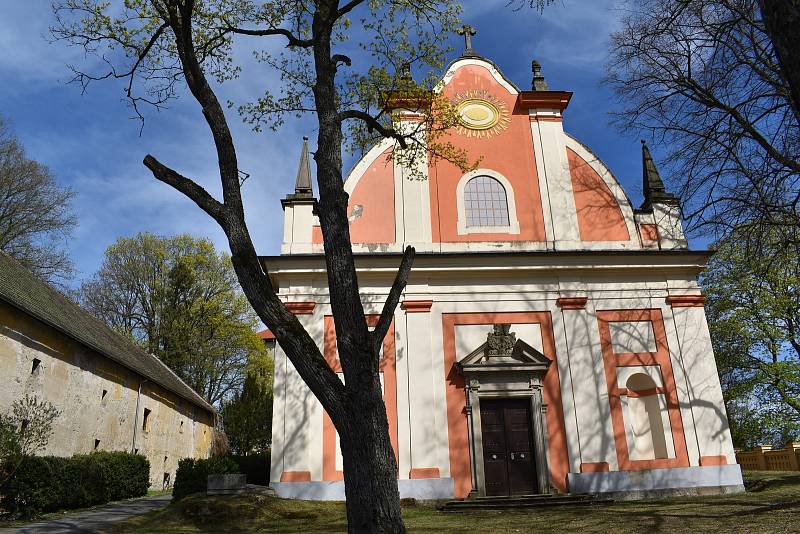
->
[338,376,404,533]
[308,5,405,533]
[759,0,800,123]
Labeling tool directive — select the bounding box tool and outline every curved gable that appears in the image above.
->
[564,134,637,244]
[567,148,629,241]
[347,147,395,244]
[318,140,396,246]
[438,58,520,95]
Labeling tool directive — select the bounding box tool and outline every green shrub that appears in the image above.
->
[93,451,150,501]
[0,451,149,518]
[230,453,270,486]
[172,456,239,502]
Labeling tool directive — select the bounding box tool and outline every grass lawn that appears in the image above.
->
[109,471,800,533]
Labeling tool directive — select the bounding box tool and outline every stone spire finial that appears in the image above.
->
[456,24,479,58]
[640,139,677,209]
[531,60,549,91]
[292,136,313,198]
[400,62,412,82]
[396,61,414,91]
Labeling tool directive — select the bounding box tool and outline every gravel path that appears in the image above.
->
[0,494,171,534]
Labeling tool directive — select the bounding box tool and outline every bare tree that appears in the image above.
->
[0,116,75,283]
[50,1,470,531]
[606,0,800,245]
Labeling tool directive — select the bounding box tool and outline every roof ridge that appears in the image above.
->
[0,251,214,413]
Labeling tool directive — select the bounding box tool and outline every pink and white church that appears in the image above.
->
[263,43,744,500]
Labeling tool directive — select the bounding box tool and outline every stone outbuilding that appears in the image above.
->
[0,252,215,488]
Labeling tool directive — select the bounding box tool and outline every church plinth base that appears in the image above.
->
[271,478,455,501]
[567,464,745,499]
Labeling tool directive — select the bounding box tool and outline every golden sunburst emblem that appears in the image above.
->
[453,90,511,138]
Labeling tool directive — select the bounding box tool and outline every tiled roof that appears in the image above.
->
[0,252,214,413]
[257,328,275,340]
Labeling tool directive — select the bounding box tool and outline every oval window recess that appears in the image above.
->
[456,99,500,130]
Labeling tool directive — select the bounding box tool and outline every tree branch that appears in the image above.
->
[372,246,415,347]
[221,26,312,47]
[339,109,407,148]
[332,54,352,67]
[337,0,368,18]
[143,154,226,225]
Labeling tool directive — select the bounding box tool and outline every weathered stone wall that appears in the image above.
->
[0,300,214,488]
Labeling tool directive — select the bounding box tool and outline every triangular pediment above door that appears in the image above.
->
[456,324,551,374]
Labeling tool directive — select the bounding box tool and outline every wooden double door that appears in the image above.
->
[480,398,538,496]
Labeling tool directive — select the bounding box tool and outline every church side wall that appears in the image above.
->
[666,303,737,465]
[0,300,214,488]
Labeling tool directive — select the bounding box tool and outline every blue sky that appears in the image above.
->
[0,1,681,287]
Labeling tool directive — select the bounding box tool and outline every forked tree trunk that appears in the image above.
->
[307,6,405,533]
[145,3,408,531]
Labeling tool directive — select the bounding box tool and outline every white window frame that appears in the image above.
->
[456,169,520,235]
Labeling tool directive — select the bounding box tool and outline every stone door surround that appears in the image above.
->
[456,324,552,497]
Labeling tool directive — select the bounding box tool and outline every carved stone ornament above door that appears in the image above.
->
[456,323,551,375]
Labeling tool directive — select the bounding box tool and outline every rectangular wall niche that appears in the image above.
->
[142,408,152,432]
[609,321,657,354]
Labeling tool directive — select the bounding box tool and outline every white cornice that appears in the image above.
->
[262,250,711,280]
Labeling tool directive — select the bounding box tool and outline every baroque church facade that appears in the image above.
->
[265,43,743,500]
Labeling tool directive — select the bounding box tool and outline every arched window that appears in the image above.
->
[456,170,520,235]
[626,373,669,460]
[463,175,510,228]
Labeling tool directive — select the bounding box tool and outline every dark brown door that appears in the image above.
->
[480,398,538,496]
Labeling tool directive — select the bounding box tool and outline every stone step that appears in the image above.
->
[439,494,610,512]
[473,493,592,502]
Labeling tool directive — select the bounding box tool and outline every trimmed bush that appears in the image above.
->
[172,456,239,502]
[1,451,149,518]
[230,453,270,486]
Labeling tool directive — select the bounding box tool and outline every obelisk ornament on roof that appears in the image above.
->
[531,60,549,91]
[456,24,479,58]
[640,139,677,209]
[293,136,313,198]
[282,136,315,205]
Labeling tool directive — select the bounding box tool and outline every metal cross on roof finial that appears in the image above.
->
[456,25,479,57]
